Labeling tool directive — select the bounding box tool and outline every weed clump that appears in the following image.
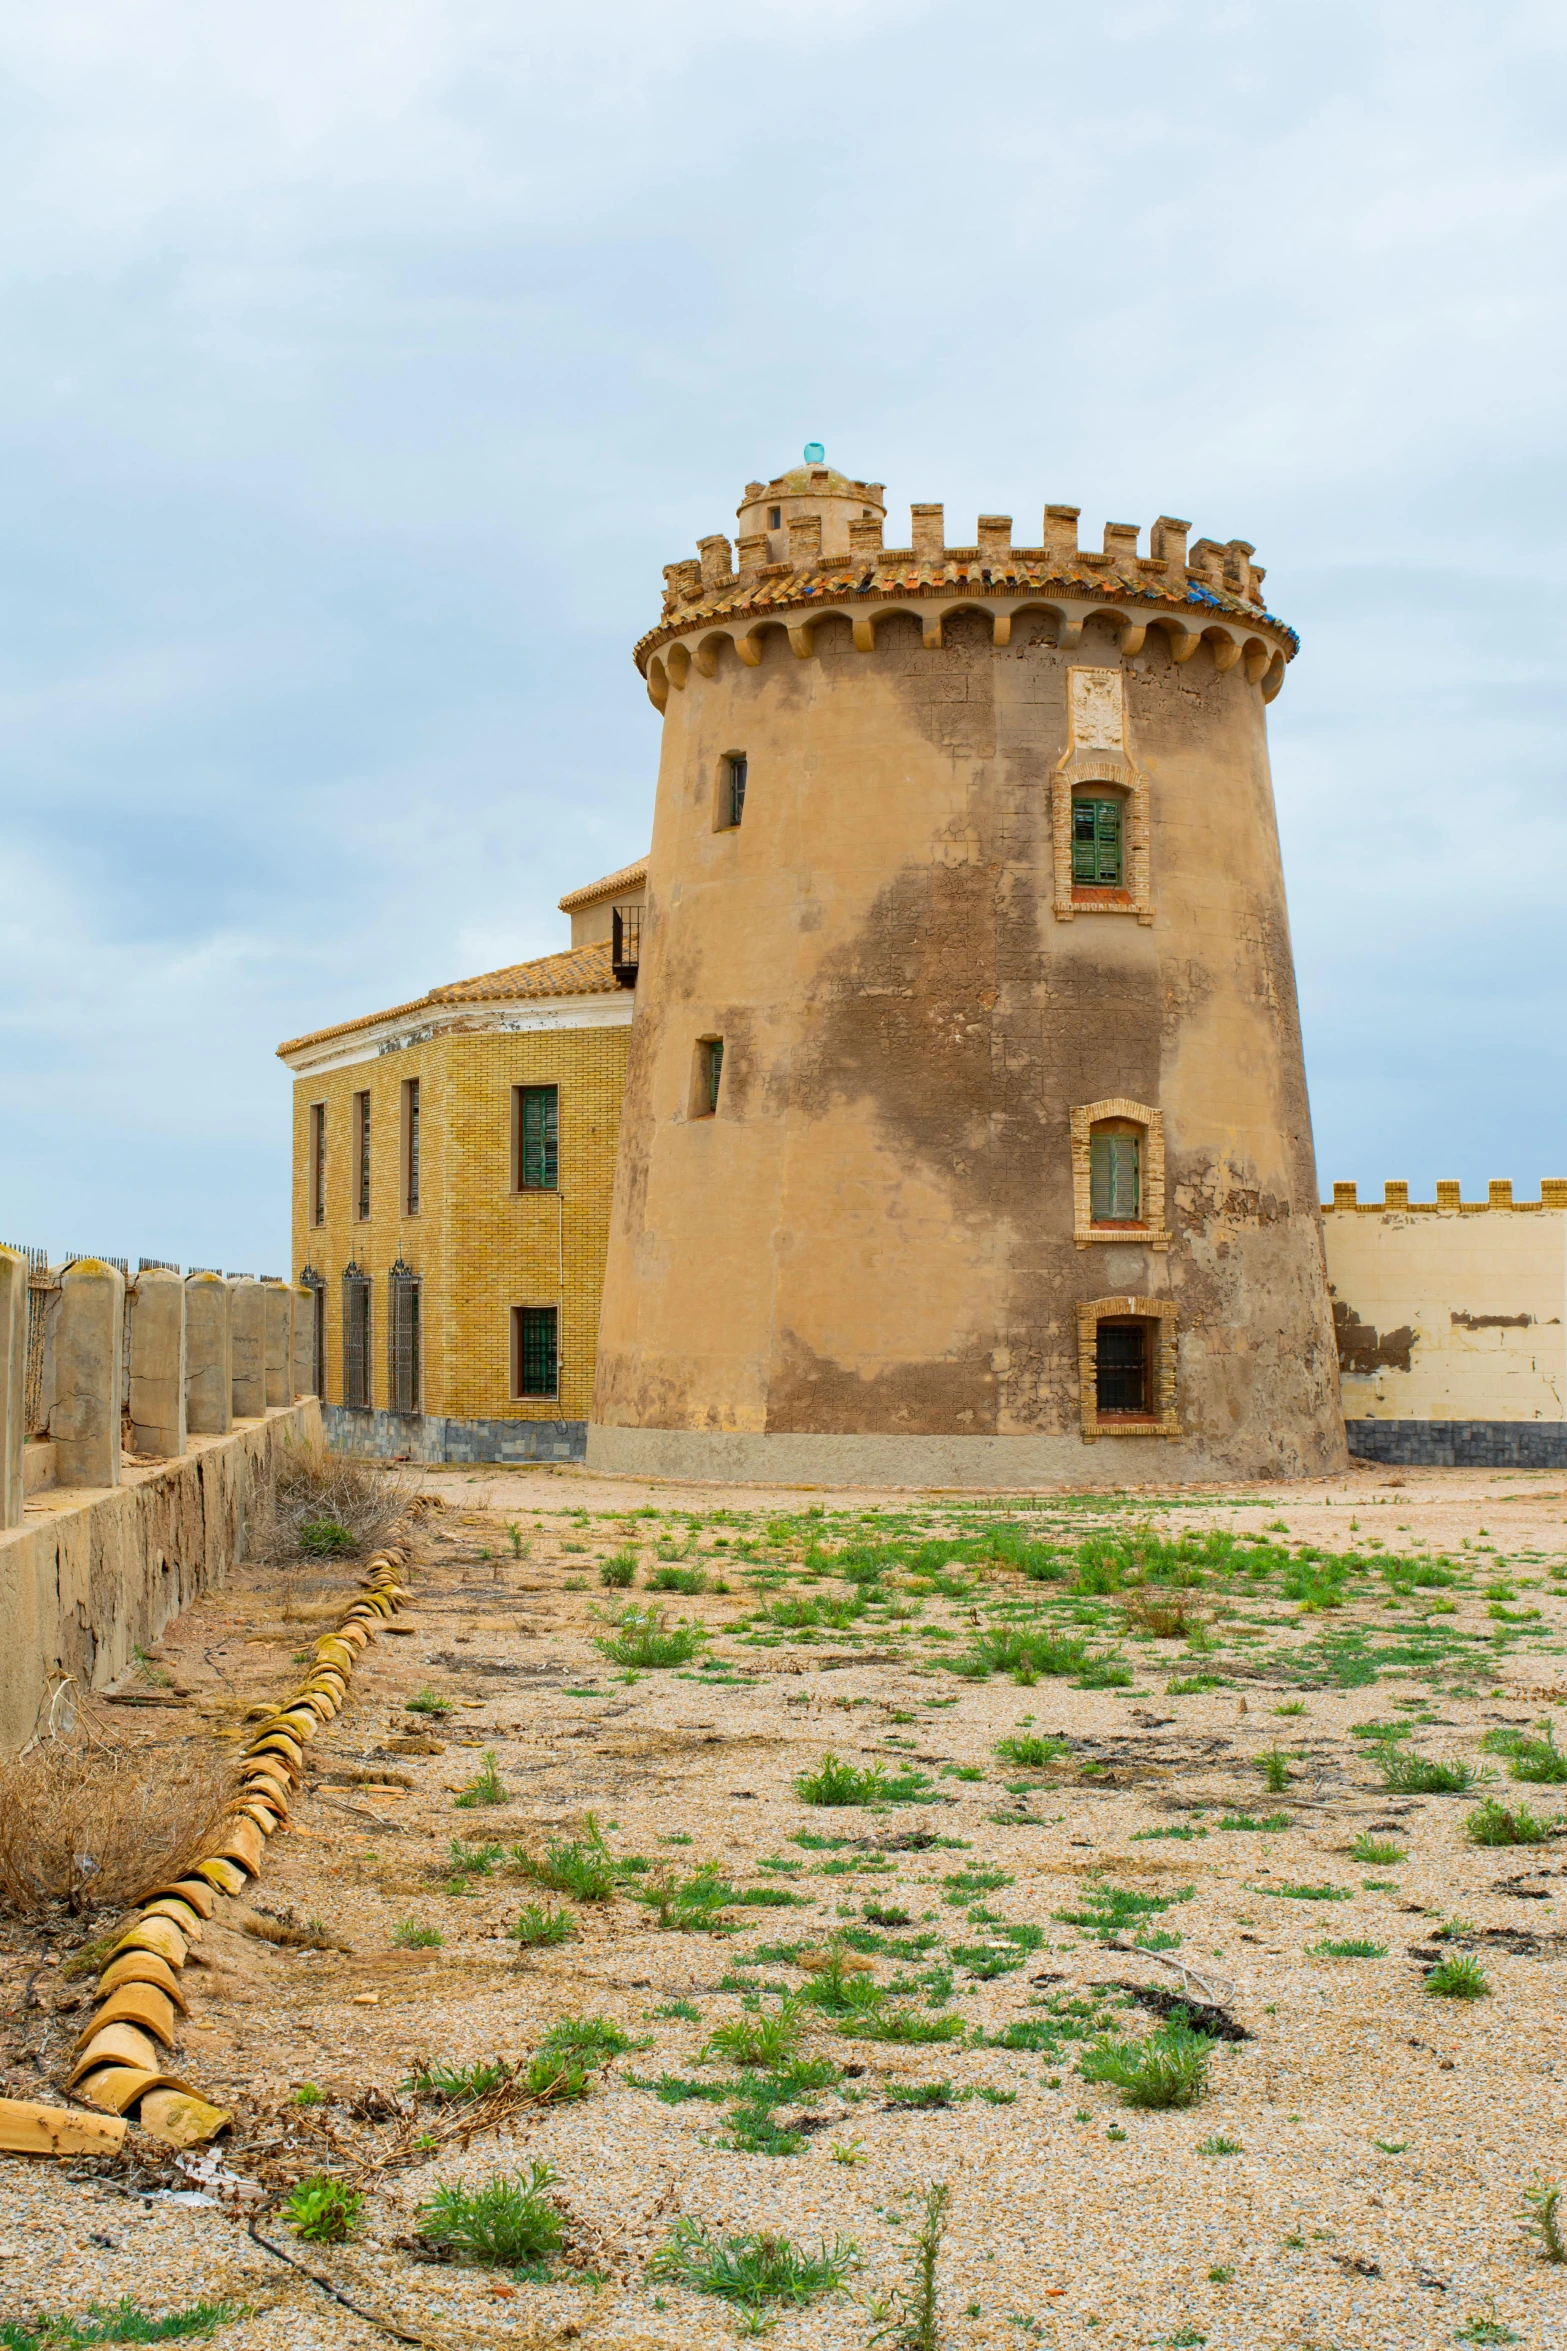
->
[1079,2010,1212,2109]
[512,1820,618,1901]
[795,1753,886,1806]
[0,2300,243,2346]
[1467,1799,1555,1847]
[1423,1954,1491,1999]
[393,1920,443,1948]
[509,1902,577,1947]
[598,1553,637,1588]
[1522,2176,1565,2263]
[418,2162,564,2269]
[1379,1751,1482,1794]
[283,2175,364,2243]
[595,1605,704,1669]
[454,1751,508,1808]
[871,2180,948,2351]
[649,2220,857,2315]
[1309,1937,1387,1959]
[259,1436,405,1563]
[994,1734,1070,1769]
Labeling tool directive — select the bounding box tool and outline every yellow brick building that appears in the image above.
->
[277,860,644,1459]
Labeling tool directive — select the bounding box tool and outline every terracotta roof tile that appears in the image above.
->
[558,857,649,913]
[276,943,619,1059]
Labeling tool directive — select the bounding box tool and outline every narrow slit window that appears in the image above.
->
[699,1037,724,1116]
[309,1104,326,1227]
[1095,1318,1151,1417]
[725,754,747,828]
[517,1085,559,1190]
[355,1091,371,1220]
[1072,794,1124,886]
[514,1305,559,1399]
[401,1078,421,1214]
[768,505,781,529]
[1089,1124,1142,1224]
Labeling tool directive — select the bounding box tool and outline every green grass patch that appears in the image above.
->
[417,2162,564,2269]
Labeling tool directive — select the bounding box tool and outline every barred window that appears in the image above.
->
[342,1262,371,1408]
[513,1305,558,1399]
[517,1085,559,1190]
[695,1037,724,1117]
[401,1078,420,1214]
[1095,1319,1151,1417]
[301,1265,326,1398]
[389,1259,420,1413]
[725,753,747,828]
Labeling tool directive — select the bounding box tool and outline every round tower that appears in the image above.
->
[589,458,1347,1485]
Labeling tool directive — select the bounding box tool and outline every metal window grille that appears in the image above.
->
[1089,1131,1141,1223]
[388,1259,421,1413]
[4,1244,51,1437]
[520,1086,559,1189]
[342,1262,371,1407]
[1071,795,1123,885]
[1095,1320,1151,1416]
[704,1038,724,1114]
[300,1264,326,1398]
[356,1091,371,1219]
[726,754,748,827]
[517,1305,558,1398]
[404,1081,421,1214]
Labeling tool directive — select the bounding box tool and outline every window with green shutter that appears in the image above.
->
[518,1085,559,1190]
[1072,794,1124,886]
[1090,1124,1142,1223]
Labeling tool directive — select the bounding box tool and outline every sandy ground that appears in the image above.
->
[3,1459,1567,2351]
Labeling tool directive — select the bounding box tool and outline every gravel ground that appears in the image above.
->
[3,1461,1567,2351]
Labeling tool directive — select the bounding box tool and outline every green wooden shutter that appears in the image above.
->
[521,1086,559,1189]
[1090,1131,1141,1222]
[1072,797,1123,885]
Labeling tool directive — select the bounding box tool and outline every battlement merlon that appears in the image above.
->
[1324,1180,1567,1214]
[639,476,1297,705]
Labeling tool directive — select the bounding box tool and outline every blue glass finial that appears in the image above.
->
[803,441,825,463]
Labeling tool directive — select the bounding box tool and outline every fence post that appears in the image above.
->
[126,1267,186,1458]
[184,1273,233,1435]
[262,1281,292,1409]
[291,1283,315,1398]
[47,1259,124,1488]
[0,1246,24,1528]
[230,1278,266,1419]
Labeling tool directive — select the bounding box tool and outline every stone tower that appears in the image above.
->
[589,456,1347,1485]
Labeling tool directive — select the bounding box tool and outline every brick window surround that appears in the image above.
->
[1076,1296,1180,1441]
[1051,664,1154,925]
[1070,1099,1170,1250]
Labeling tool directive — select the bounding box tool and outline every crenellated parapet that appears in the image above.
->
[638,470,1297,713]
[1324,1180,1567,1215]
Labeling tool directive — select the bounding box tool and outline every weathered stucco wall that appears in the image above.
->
[0,1400,320,1754]
[1323,1196,1567,1424]
[592,556,1346,1485]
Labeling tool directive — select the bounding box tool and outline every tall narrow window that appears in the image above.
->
[388,1259,420,1412]
[694,1037,724,1117]
[611,904,640,986]
[1072,794,1123,885]
[342,1262,371,1408]
[515,1085,559,1190]
[1095,1319,1151,1417]
[355,1091,371,1220]
[726,754,747,827]
[513,1305,558,1399]
[1089,1123,1142,1224]
[768,504,781,529]
[400,1078,421,1214]
[309,1104,326,1227]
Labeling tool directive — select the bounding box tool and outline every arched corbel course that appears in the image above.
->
[646,655,669,713]
[1242,638,1271,684]
[1261,651,1287,703]
[693,632,729,680]
[734,628,764,667]
[1209,631,1242,674]
[787,621,815,660]
[666,641,691,690]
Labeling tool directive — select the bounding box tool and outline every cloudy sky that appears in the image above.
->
[1,1,1564,1271]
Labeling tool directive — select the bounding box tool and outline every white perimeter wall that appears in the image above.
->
[1322,1208,1567,1423]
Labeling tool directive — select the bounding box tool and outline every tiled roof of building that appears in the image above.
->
[557,857,648,913]
[276,942,617,1058]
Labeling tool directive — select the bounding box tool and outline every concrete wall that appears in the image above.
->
[1322,1189,1567,1426]
[0,1400,320,1755]
[322,1403,584,1463]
